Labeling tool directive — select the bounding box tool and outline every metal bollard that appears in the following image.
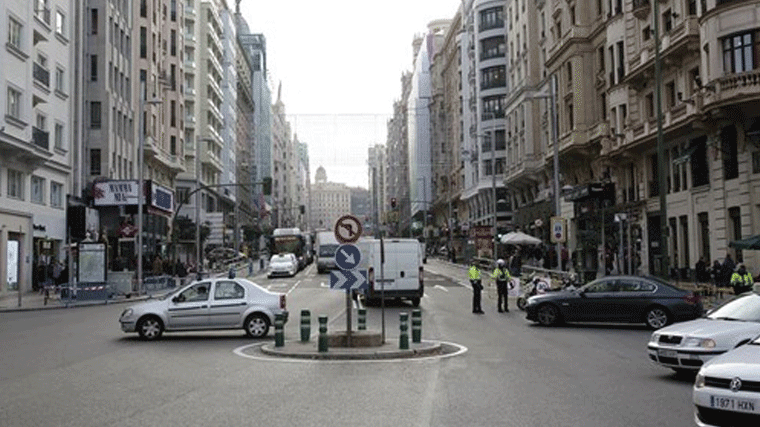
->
[300,309,311,342]
[399,312,409,350]
[412,309,422,343]
[274,314,284,347]
[318,315,328,353]
[358,308,366,331]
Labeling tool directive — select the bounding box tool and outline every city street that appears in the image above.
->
[0,259,698,427]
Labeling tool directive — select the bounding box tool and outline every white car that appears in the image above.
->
[119,277,288,340]
[648,292,760,375]
[268,253,298,278]
[693,335,760,426]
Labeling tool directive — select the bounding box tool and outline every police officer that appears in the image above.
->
[469,261,484,314]
[491,259,511,312]
[730,264,753,295]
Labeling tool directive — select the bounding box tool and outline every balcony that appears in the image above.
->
[185,33,196,46]
[34,6,51,29]
[33,62,50,91]
[632,0,651,20]
[184,86,195,99]
[184,4,196,19]
[32,127,49,150]
[185,114,196,129]
[703,70,760,110]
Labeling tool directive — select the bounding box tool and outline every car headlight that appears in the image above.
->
[683,337,716,348]
[650,333,660,344]
[120,308,133,319]
[695,371,706,389]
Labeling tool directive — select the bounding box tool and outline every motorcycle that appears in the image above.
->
[516,276,551,311]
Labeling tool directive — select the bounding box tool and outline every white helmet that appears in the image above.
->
[497,259,506,267]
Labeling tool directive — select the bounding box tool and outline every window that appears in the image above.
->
[566,61,572,85]
[140,0,147,18]
[177,282,211,302]
[8,16,22,49]
[643,26,651,41]
[7,86,21,119]
[598,46,605,72]
[91,9,98,34]
[689,0,698,15]
[214,281,244,300]
[482,95,506,118]
[601,93,607,120]
[480,65,506,89]
[480,36,506,60]
[140,27,147,58]
[663,9,673,33]
[7,169,24,200]
[722,125,739,180]
[54,122,64,150]
[90,54,98,81]
[55,67,64,93]
[55,10,65,36]
[567,103,574,130]
[754,151,760,173]
[665,81,676,108]
[729,206,742,262]
[50,181,62,208]
[170,29,176,56]
[31,176,44,204]
[480,6,504,30]
[90,149,101,175]
[691,137,709,186]
[645,93,655,118]
[722,31,760,74]
[616,41,625,82]
[90,101,101,128]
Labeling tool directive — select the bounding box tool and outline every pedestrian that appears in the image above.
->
[508,247,522,277]
[491,259,511,313]
[721,253,736,288]
[152,255,163,276]
[469,260,484,314]
[730,264,753,295]
[695,257,708,283]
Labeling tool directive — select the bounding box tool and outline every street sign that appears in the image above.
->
[330,270,368,291]
[334,214,362,243]
[550,216,567,243]
[335,243,361,271]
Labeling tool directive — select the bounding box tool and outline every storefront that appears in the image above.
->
[0,208,32,296]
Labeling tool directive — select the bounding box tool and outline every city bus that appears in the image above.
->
[270,228,306,270]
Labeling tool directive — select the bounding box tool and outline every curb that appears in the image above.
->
[0,295,153,313]
[259,340,443,360]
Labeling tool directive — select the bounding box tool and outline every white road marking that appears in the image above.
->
[320,282,328,288]
[286,280,302,295]
[434,285,448,292]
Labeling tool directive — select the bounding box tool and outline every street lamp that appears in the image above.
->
[654,0,669,278]
[196,136,215,280]
[137,82,162,295]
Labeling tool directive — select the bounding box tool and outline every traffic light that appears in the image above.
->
[262,177,272,195]
[299,205,305,215]
[391,197,397,209]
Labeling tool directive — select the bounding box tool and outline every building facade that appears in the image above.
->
[310,166,351,231]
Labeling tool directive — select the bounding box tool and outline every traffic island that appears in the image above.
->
[326,330,383,347]
[259,339,446,360]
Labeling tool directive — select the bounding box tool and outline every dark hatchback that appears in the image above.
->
[525,275,703,329]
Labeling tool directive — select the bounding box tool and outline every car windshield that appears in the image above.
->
[707,293,760,322]
[319,244,339,257]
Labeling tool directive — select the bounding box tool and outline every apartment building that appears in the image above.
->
[296,140,310,231]
[368,144,387,236]
[233,12,255,243]
[386,72,412,236]
[0,0,74,295]
[271,83,297,228]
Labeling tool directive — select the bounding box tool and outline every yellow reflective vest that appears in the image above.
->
[491,267,511,282]
[468,266,481,280]
[731,272,753,286]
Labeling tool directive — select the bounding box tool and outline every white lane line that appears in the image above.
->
[434,285,448,292]
[320,282,328,288]
[286,280,302,296]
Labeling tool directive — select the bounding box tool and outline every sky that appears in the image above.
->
[239,0,463,189]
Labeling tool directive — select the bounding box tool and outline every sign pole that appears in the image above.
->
[346,290,352,346]
[380,235,385,344]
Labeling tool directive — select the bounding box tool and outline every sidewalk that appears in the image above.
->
[0,258,270,313]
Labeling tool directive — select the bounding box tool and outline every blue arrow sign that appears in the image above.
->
[335,243,361,271]
[330,270,368,291]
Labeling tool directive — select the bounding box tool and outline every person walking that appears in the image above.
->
[491,259,512,313]
[469,261,484,314]
[730,264,753,295]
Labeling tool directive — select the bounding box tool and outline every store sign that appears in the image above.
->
[93,180,139,206]
[151,182,174,212]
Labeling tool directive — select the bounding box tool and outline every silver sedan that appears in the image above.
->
[119,277,288,340]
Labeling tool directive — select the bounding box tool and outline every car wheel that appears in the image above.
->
[516,297,527,311]
[137,315,164,340]
[536,304,560,326]
[411,297,421,307]
[244,313,270,338]
[645,306,671,329]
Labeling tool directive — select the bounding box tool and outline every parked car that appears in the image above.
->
[268,253,298,278]
[119,277,288,340]
[648,292,760,375]
[693,333,760,426]
[524,275,703,329]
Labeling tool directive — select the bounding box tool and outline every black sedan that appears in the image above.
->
[524,275,703,329]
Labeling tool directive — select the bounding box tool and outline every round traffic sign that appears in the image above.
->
[334,215,363,244]
[335,244,362,270]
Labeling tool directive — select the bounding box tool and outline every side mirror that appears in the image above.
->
[172,296,179,303]
[578,290,586,298]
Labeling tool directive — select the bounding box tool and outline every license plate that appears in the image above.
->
[710,396,757,413]
[658,349,678,358]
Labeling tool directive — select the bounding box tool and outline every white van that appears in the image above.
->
[357,238,424,307]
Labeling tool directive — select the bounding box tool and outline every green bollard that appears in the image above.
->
[300,309,311,342]
[274,314,284,347]
[358,308,366,331]
[399,312,409,350]
[318,316,328,353]
[412,309,422,343]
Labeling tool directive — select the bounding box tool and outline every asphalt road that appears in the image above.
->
[0,259,697,427]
